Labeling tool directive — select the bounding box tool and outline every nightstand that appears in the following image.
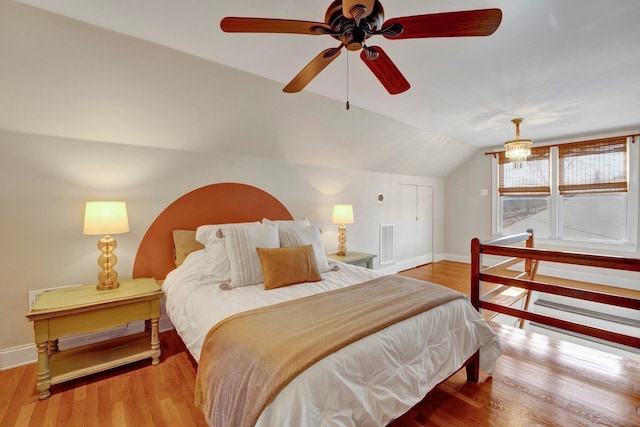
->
[26,277,163,399]
[327,251,377,269]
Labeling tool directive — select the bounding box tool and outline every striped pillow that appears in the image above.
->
[218,223,279,289]
[279,224,330,272]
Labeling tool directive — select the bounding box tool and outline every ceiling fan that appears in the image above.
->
[220,1,502,95]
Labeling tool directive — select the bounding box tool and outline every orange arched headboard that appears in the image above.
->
[132,183,293,280]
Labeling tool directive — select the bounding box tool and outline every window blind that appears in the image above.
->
[498,146,550,196]
[558,136,628,195]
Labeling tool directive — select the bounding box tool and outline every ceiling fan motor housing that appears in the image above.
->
[325,0,385,51]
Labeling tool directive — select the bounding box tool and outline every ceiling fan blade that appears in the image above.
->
[283,47,342,93]
[220,17,331,35]
[360,46,410,95]
[342,0,376,20]
[382,8,502,39]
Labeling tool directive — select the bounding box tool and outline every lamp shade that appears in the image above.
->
[83,201,130,235]
[332,204,354,224]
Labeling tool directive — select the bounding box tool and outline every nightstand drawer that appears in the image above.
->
[47,299,159,338]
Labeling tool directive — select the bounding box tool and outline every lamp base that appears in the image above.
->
[96,234,120,291]
[96,281,119,290]
[337,224,347,256]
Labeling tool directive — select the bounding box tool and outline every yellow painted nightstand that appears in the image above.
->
[26,277,163,399]
[327,251,377,269]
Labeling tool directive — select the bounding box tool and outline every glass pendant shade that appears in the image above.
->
[504,118,533,169]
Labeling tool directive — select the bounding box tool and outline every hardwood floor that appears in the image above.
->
[0,328,206,427]
[2,261,639,426]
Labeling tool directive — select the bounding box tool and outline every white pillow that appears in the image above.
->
[195,221,260,246]
[196,222,260,284]
[219,223,280,289]
[200,242,231,283]
[262,218,310,228]
[278,224,330,273]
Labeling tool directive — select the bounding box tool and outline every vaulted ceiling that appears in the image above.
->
[7,0,640,177]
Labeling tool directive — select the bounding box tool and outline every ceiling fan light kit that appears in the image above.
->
[220,1,502,95]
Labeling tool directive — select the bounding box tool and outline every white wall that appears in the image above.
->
[0,129,444,364]
[443,149,494,260]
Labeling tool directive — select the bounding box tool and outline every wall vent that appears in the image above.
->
[379,224,394,265]
[28,284,81,310]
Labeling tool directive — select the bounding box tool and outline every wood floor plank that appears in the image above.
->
[69,387,86,427]
[111,401,126,427]
[55,386,74,427]
[0,364,26,414]
[25,388,50,427]
[14,402,35,427]
[0,364,29,426]
[0,363,38,426]
[81,377,99,427]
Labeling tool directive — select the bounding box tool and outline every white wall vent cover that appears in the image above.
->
[379,224,395,265]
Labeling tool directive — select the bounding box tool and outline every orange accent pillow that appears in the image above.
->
[256,245,322,290]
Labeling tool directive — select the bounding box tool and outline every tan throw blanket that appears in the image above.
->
[195,274,465,427]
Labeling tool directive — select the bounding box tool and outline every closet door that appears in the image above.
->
[397,185,417,262]
[398,184,433,264]
[416,185,433,263]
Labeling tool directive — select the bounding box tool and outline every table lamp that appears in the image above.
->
[83,201,129,290]
[332,204,354,256]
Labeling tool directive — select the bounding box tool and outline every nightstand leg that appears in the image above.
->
[150,317,160,365]
[36,341,51,399]
[48,339,59,355]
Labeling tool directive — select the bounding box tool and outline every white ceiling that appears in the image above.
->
[14,0,640,151]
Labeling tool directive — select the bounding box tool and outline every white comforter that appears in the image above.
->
[163,250,501,427]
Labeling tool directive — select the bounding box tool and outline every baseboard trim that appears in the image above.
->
[1,315,174,371]
[377,253,446,275]
[443,253,470,264]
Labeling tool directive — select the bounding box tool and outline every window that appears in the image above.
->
[495,135,638,248]
[498,146,551,238]
[558,138,628,243]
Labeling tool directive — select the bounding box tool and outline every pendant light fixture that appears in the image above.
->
[504,118,532,168]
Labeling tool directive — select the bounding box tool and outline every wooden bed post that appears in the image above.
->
[470,237,481,311]
[468,238,482,381]
[465,351,480,382]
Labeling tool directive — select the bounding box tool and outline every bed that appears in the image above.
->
[133,183,502,427]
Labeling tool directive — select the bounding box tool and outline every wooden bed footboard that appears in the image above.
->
[471,229,640,350]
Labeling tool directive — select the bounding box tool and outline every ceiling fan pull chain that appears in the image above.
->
[346,51,350,110]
